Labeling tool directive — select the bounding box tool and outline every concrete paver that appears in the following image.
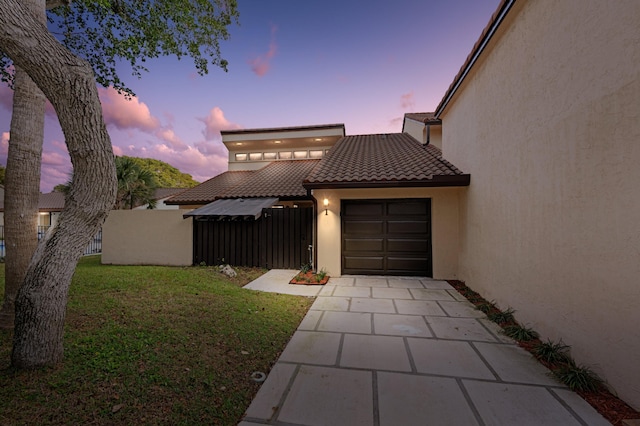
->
[394,299,446,316]
[278,331,341,365]
[409,288,457,301]
[242,273,610,426]
[278,365,374,426]
[427,316,498,342]
[350,297,396,313]
[408,338,496,379]
[340,334,412,371]
[463,380,584,426]
[373,313,432,337]
[317,311,372,334]
[378,372,480,425]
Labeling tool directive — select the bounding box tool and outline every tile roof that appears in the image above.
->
[166,160,320,205]
[226,160,319,198]
[304,133,469,188]
[153,188,189,200]
[165,171,253,205]
[404,112,442,124]
[38,192,66,211]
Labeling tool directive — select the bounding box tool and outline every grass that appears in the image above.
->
[0,256,313,425]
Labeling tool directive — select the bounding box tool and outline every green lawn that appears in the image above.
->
[0,256,313,425]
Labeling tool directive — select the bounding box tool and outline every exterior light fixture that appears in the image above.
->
[323,198,329,215]
[314,138,322,141]
[274,140,281,144]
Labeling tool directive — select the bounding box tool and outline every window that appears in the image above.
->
[249,152,262,161]
[293,150,308,159]
[278,151,292,159]
[235,153,247,161]
[309,150,323,158]
[263,152,277,160]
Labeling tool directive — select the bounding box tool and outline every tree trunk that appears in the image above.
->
[0,1,46,330]
[0,0,117,367]
[0,68,45,329]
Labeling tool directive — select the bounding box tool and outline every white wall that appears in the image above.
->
[441,0,640,408]
[102,210,193,266]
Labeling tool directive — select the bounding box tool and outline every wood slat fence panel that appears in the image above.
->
[193,207,313,269]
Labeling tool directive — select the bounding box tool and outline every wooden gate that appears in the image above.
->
[193,207,313,269]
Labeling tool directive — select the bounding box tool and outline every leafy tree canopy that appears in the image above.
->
[123,156,199,188]
[1,0,239,95]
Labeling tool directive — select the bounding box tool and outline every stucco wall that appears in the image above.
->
[102,210,193,266]
[402,120,442,150]
[313,187,462,279]
[441,1,640,408]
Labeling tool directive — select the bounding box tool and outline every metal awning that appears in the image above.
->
[183,197,279,221]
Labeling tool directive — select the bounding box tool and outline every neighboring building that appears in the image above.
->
[0,191,65,228]
[429,0,640,410]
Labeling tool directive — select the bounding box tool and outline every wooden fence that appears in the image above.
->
[193,207,313,269]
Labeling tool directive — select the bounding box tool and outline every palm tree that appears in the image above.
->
[115,156,158,209]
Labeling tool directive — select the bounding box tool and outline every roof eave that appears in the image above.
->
[303,175,470,190]
[434,0,515,118]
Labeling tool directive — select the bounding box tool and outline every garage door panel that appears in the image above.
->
[343,256,384,270]
[344,238,384,252]
[343,220,383,235]
[387,257,430,273]
[387,220,429,234]
[387,239,430,253]
[342,199,432,276]
[343,202,384,217]
[387,201,429,215]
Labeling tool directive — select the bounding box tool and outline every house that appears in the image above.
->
[0,190,65,228]
[105,0,640,409]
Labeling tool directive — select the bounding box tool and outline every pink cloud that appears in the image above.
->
[248,24,278,77]
[41,150,70,167]
[155,128,188,151]
[194,140,228,157]
[199,106,241,140]
[400,92,415,110]
[98,87,160,132]
[1,132,8,158]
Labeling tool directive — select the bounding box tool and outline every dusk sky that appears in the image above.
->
[0,0,500,192]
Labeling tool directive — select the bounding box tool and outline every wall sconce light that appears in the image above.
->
[323,198,329,215]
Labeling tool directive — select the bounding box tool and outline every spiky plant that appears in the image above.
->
[554,363,604,392]
[488,307,516,324]
[502,324,540,342]
[476,300,497,314]
[532,339,572,365]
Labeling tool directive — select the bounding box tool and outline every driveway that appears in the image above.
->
[241,273,609,425]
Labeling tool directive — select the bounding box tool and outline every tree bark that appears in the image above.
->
[0,0,117,367]
[0,69,44,329]
[0,3,46,330]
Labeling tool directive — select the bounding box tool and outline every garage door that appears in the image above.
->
[341,199,432,276]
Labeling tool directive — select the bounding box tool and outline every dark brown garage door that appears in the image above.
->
[341,199,432,276]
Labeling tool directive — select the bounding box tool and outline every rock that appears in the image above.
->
[219,264,237,278]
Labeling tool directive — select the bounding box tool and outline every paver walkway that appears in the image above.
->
[241,274,610,426]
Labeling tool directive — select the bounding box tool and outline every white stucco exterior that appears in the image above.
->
[440,0,640,408]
